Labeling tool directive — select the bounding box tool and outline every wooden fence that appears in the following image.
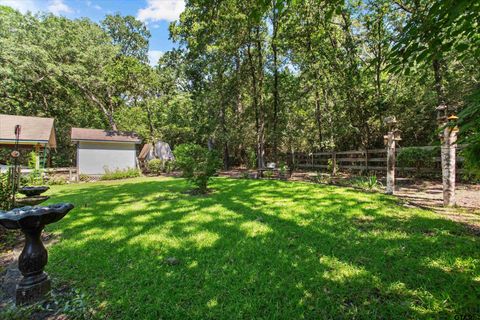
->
[292,145,465,176]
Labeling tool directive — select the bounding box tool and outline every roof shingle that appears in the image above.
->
[71,128,141,144]
[0,114,56,148]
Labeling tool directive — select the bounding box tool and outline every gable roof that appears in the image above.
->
[71,128,142,144]
[0,114,56,148]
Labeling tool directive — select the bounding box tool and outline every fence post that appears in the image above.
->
[384,117,401,194]
[364,149,369,172]
[331,152,337,176]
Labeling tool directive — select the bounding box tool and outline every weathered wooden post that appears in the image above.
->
[331,152,337,176]
[436,104,459,206]
[384,117,401,195]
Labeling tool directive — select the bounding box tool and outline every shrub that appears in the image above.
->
[246,148,257,169]
[263,170,274,179]
[164,160,176,173]
[174,143,221,193]
[147,159,164,175]
[327,158,338,173]
[46,175,68,185]
[352,175,383,191]
[241,172,250,179]
[311,172,331,184]
[0,171,13,210]
[397,147,437,171]
[279,162,288,177]
[462,143,480,182]
[101,168,142,181]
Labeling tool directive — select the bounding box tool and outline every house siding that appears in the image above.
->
[77,141,137,175]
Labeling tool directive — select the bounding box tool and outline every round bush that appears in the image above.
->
[147,159,164,175]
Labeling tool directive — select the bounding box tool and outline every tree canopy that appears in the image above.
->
[0,1,478,175]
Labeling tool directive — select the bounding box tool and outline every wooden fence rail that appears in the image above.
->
[291,145,466,176]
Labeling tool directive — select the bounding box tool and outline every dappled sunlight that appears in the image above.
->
[320,255,371,283]
[42,177,480,319]
[239,221,273,237]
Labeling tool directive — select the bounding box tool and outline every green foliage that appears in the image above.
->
[263,170,274,179]
[164,160,177,173]
[28,151,37,169]
[0,286,92,320]
[101,13,151,62]
[327,158,338,173]
[279,162,288,176]
[147,159,176,175]
[311,172,331,184]
[100,168,142,181]
[459,88,480,180]
[0,171,13,210]
[147,159,164,175]
[246,149,257,170]
[46,175,68,185]
[397,147,437,170]
[0,0,478,172]
[174,143,221,193]
[352,175,383,191]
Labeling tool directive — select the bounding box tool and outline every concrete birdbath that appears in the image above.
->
[16,186,50,207]
[18,186,50,197]
[0,203,74,305]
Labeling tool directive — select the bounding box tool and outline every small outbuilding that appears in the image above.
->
[71,128,142,175]
[0,114,56,169]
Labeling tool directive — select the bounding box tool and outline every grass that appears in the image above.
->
[40,177,479,319]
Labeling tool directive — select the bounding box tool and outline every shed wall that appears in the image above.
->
[77,141,137,175]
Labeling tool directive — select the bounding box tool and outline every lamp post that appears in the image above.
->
[384,117,401,195]
[10,125,21,208]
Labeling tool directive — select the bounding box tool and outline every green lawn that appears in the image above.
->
[43,177,479,319]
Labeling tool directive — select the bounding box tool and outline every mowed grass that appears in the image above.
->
[44,177,479,319]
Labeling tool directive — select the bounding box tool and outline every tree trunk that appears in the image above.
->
[247,27,265,170]
[256,27,265,170]
[314,88,322,149]
[432,59,446,105]
[271,5,280,161]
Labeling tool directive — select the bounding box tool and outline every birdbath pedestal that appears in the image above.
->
[0,203,74,305]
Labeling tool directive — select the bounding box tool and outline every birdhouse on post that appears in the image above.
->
[438,104,458,206]
[384,116,401,195]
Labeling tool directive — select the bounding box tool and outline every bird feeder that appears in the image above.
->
[393,129,402,141]
[448,114,460,133]
[436,104,448,123]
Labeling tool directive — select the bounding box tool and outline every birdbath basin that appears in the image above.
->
[18,186,50,197]
[0,203,74,305]
[15,196,50,207]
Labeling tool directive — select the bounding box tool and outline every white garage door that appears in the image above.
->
[78,141,137,175]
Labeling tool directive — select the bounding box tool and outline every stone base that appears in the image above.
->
[16,277,51,306]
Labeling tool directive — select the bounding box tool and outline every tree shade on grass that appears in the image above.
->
[43,177,479,319]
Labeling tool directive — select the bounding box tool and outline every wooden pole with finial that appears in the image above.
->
[436,104,458,206]
[384,116,401,195]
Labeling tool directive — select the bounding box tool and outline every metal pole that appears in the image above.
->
[11,125,21,208]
